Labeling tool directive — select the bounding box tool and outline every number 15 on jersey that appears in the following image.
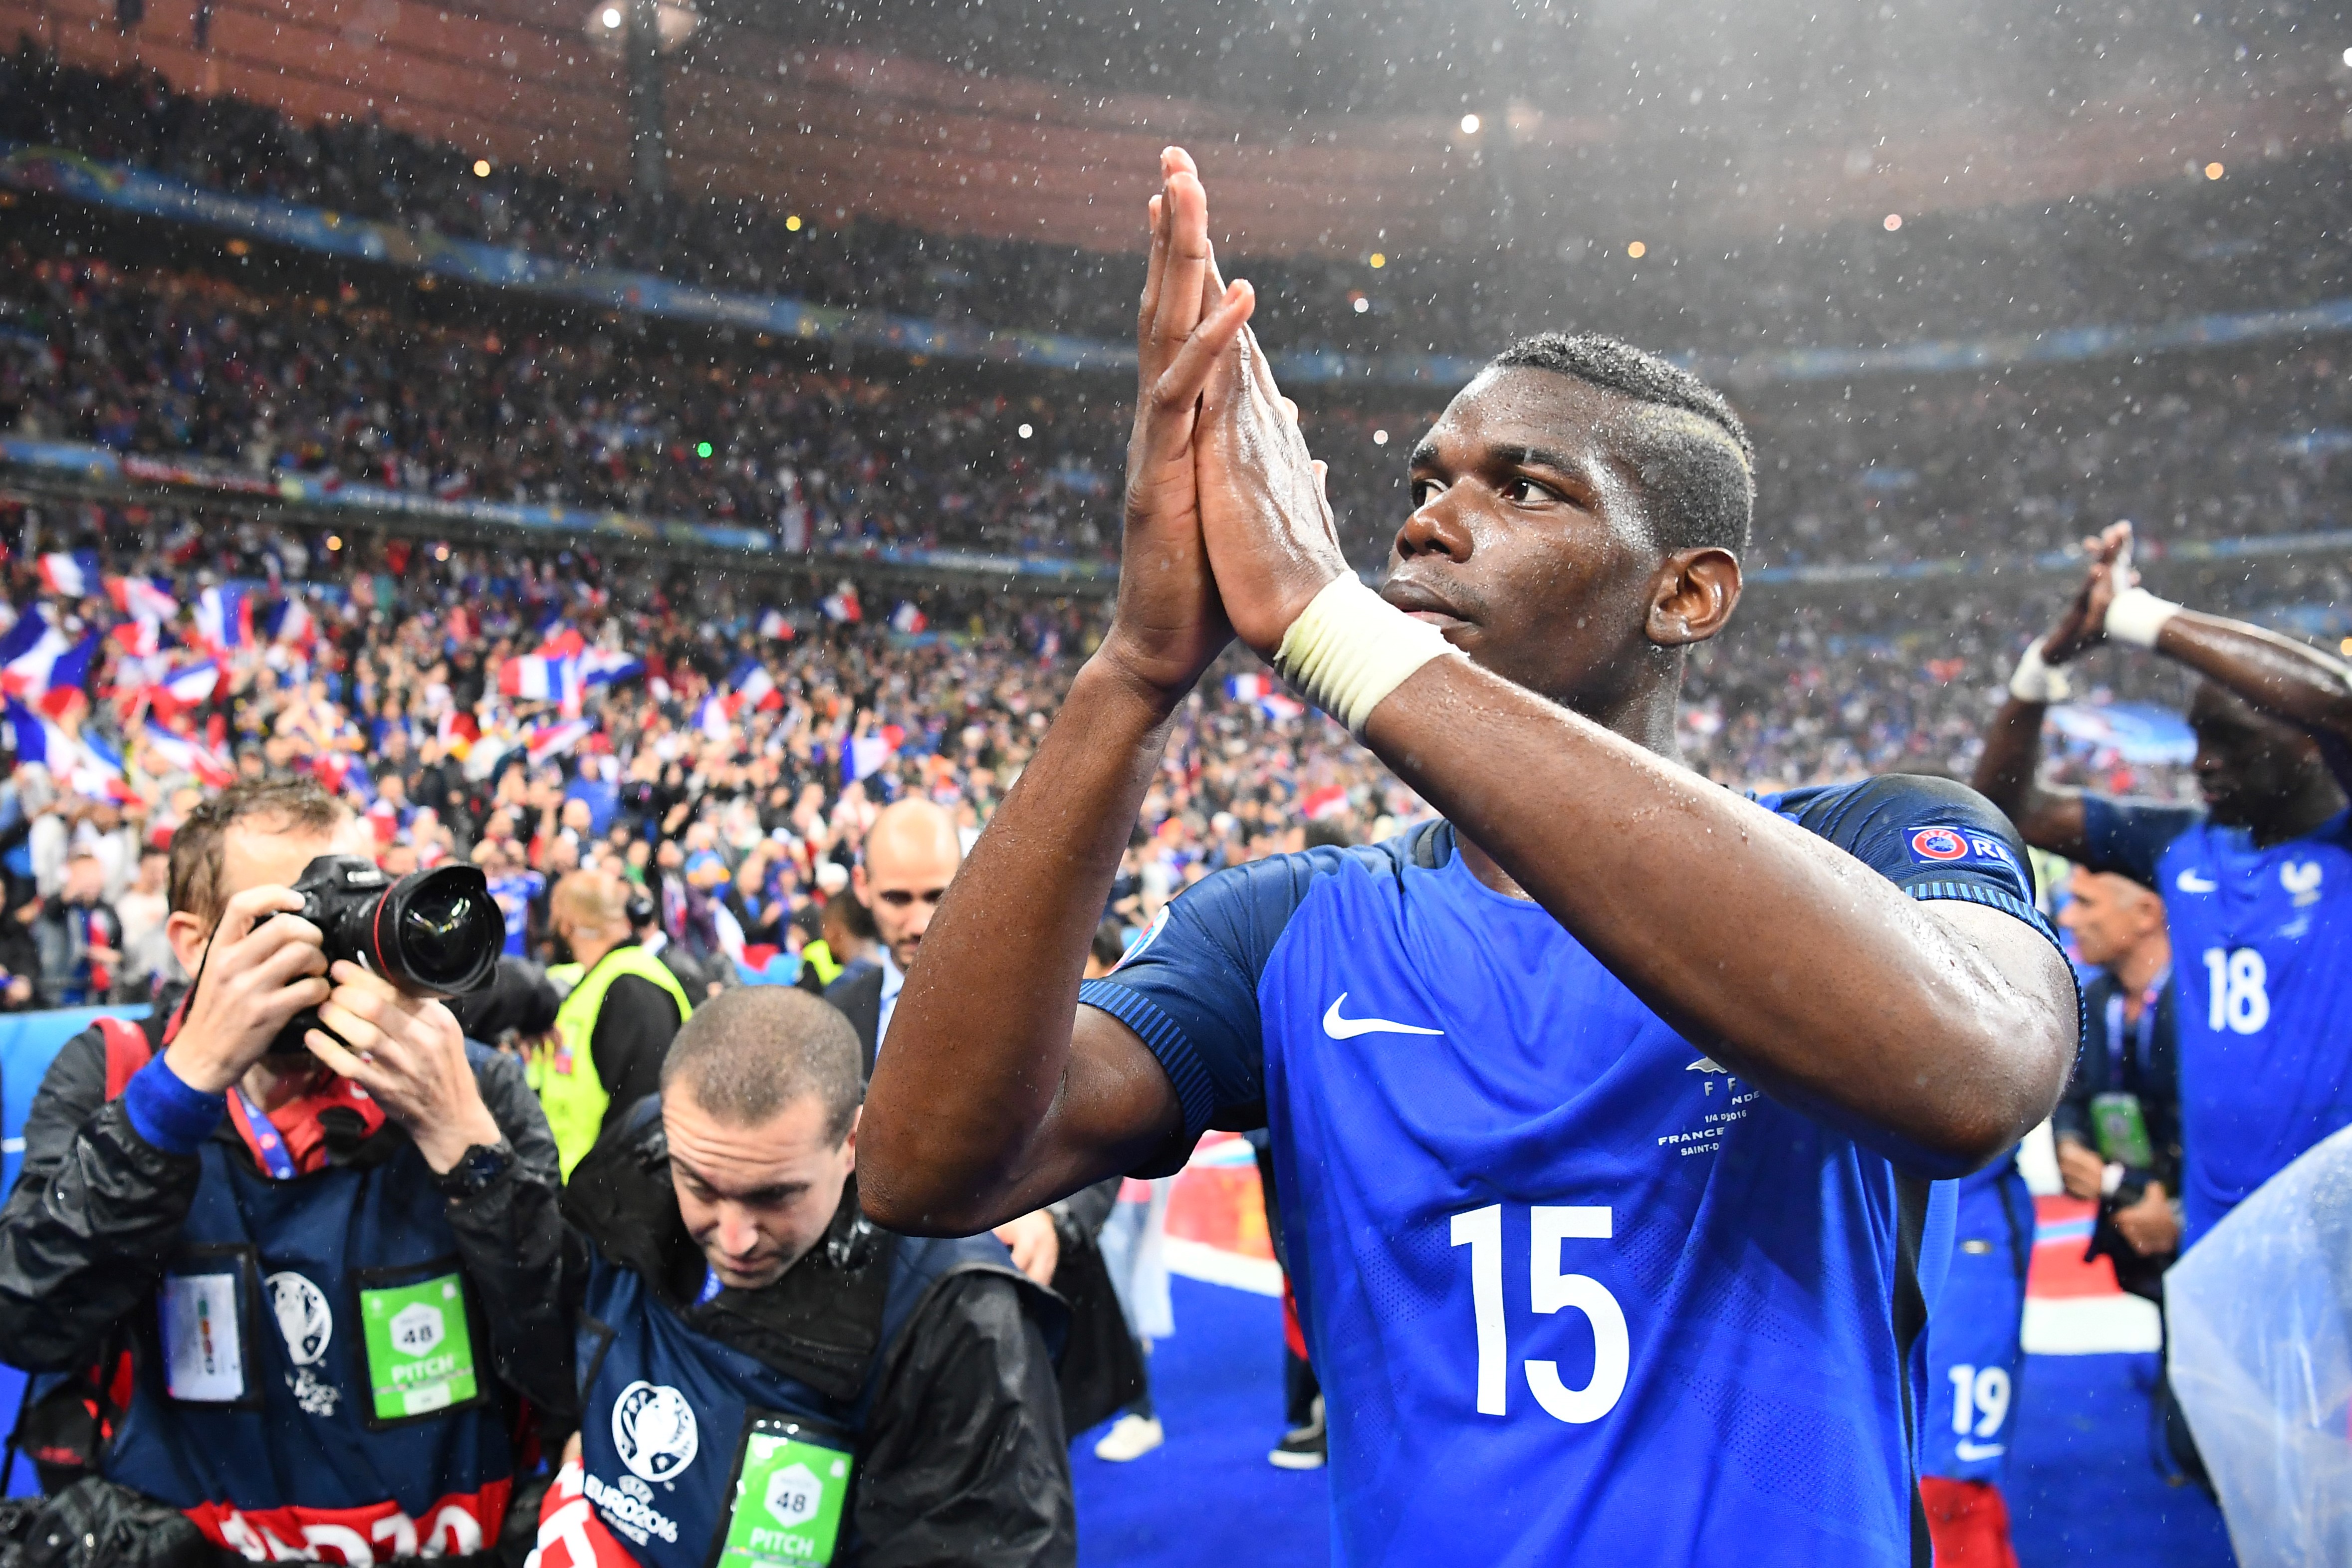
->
[1451,1205,1630,1424]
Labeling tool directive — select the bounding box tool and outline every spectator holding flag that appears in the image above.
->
[33,847,123,1006]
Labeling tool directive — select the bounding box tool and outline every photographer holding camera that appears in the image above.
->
[0,777,567,1565]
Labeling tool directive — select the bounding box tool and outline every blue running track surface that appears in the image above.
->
[1075,1279,2238,1567]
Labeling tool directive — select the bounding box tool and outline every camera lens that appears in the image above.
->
[375,865,501,997]
[400,882,491,990]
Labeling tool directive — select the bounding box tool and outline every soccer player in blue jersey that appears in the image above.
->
[1975,519,2352,1250]
[862,150,2081,1567]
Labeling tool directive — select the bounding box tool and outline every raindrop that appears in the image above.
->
[1017,423,1034,439]
[1882,214,1901,231]
[2204,162,2225,180]
[1373,430,1390,446]
[1459,113,1481,135]
[1627,241,1647,259]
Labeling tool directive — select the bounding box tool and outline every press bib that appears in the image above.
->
[359,1272,480,1421]
[715,1414,854,1567]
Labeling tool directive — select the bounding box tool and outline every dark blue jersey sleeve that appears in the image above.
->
[2080,795,2205,887]
[1078,848,1352,1167]
[1768,775,2060,946]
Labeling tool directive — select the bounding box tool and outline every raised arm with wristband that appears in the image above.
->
[1973,518,2352,1248]
[861,147,2078,1568]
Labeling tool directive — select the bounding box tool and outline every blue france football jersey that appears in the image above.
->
[1083,776,2066,1567]
[2083,800,2352,1246]
[1918,1153,2033,1485]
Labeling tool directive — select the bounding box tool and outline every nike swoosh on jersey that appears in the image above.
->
[2176,870,2219,893]
[1953,1440,2007,1461]
[1322,993,1444,1040]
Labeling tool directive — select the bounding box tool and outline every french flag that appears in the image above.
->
[756,608,793,641]
[35,633,99,718]
[36,551,101,599]
[842,726,903,783]
[314,753,374,802]
[580,649,644,686]
[1301,784,1351,821]
[110,618,163,658]
[890,601,928,636]
[151,659,222,711]
[499,654,583,716]
[70,729,137,805]
[527,717,596,765]
[194,586,254,655]
[537,625,588,660]
[142,721,233,787]
[1224,673,1275,702]
[2,696,68,769]
[695,693,732,740]
[266,597,316,648]
[107,575,178,624]
[0,614,70,698]
[726,658,781,711]
[820,585,862,624]
[1257,693,1306,722]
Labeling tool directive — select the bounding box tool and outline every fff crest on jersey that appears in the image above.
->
[612,1380,700,1484]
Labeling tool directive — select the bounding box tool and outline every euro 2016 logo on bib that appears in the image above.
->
[613,1381,699,1484]
[264,1272,333,1366]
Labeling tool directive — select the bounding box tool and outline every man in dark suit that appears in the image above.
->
[825,799,1142,1429]
[825,798,957,1079]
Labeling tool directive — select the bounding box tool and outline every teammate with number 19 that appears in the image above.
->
[1974,519,2352,1250]
[862,150,2081,1567]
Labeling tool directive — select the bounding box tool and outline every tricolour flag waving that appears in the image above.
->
[820,584,863,624]
[107,575,178,624]
[150,659,222,713]
[0,613,71,700]
[890,601,928,635]
[725,657,781,711]
[579,649,644,687]
[499,654,583,717]
[194,585,254,655]
[141,721,233,787]
[36,551,101,599]
[756,607,793,641]
[526,717,596,766]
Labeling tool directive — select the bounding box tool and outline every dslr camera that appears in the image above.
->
[269,855,503,1054]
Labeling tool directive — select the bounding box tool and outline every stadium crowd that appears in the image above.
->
[0,518,1425,1013]
[5,41,2351,361]
[4,247,2348,574]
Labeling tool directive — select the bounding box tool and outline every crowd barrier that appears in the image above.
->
[6,140,2352,394]
[0,1003,150,1496]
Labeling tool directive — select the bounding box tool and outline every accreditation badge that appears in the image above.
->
[160,1272,246,1402]
[356,1269,480,1421]
[715,1413,855,1567]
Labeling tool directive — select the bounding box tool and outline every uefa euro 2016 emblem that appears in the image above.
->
[265,1273,334,1366]
[613,1381,700,1484]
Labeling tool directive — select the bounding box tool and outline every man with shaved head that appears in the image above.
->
[828,796,962,1075]
[531,866,694,1176]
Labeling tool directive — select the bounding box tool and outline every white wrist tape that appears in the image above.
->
[2007,638,2073,705]
[2103,587,2180,649]
[1272,575,1459,736]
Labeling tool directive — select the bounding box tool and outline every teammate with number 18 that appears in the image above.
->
[1975,519,2352,1250]
[862,150,2081,1567]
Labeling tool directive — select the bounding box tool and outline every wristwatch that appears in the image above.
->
[432,1140,513,1199]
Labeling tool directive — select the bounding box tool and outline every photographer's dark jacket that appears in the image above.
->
[548,1102,1075,1568]
[0,1004,569,1559]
